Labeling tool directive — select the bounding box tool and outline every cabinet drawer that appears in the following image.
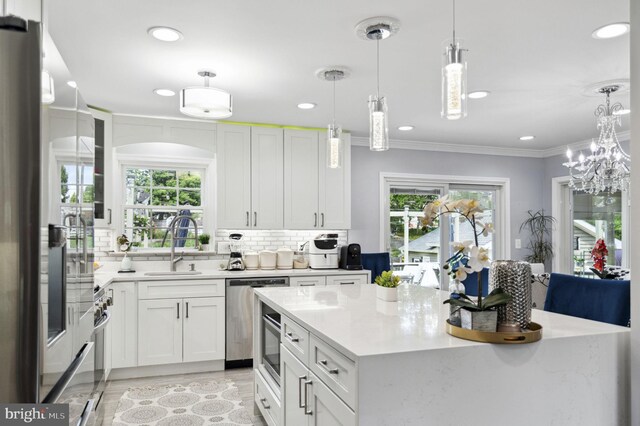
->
[282,315,310,365]
[325,275,368,286]
[290,276,326,287]
[309,335,357,410]
[255,368,281,426]
[138,279,224,299]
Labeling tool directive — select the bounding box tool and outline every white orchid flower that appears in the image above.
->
[460,199,484,216]
[477,222,495,237]
[467,246,491,272]
[451,240,474,254]
[422,195,450,226]
[454,265,473,281]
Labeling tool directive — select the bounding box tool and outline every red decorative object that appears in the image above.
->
[591,239,608,272]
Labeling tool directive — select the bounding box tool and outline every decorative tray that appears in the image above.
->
[446,320,543,344]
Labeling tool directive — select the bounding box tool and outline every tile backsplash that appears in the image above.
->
[94,228,348,263]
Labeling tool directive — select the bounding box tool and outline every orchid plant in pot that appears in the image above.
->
[422,196,511,331]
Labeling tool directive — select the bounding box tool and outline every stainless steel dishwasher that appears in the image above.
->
[225,277,289,368]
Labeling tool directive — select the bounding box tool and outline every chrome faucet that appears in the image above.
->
[162,215,199,271]
[63,213,88,274]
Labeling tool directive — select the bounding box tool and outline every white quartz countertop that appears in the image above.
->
[94,268,369,290]
[255,284,629,359]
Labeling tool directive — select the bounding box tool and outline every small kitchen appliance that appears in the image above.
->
[227,233,245,271]
[339,244,363,270]
[309,233,339,269]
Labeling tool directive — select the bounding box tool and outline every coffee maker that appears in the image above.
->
[227,233,245,271]
[339,244,363,270]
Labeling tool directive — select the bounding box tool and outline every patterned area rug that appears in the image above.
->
[112,379,255,425]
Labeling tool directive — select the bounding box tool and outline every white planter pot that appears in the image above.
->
[201,244,210,251]
[460,309,497,332]
[376,285,398,302]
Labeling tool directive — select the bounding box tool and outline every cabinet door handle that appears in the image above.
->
[314,213,318,227]
[298,375,307,408]
[340,281,355,285]
[259,397,270,410]
[246,212,249,227]
[319,359,339,374]
[286,332,299,343]
[177,303,180,319]
[304,380,313,415]
[107,208,112,225]
[186,302,189,318]
[254,212,257,227]
[321,213,325,227]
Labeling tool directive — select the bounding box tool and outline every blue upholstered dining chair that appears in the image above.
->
[543,273,630,327]
[361,253,391,283]
[461,268,489,297]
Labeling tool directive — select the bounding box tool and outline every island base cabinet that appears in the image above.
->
[138,298,183,366]
[281,345,355,426]
[183,297,225,362]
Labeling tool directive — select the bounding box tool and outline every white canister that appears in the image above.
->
[259,250,277,270]
[244,251,260,270]
[276,247,294,270]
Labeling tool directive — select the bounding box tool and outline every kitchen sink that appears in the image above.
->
[144,271,203,276]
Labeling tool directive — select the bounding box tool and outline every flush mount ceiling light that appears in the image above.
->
[317,67,350,169]
[148,26,183,42]
[154,88,176,97]
[356,17,400,152]
[398,125,414,131]
[442,0,468,120]
[297,102,316,110]
[66,80,77,88]
[592,22,630,39]
[180,71,232,119]
[468,90,490,99]
[563,85,630,194]
[519,135,535,141]
[41,70,54,104]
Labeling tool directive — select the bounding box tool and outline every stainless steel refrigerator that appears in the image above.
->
[0,13,96,425]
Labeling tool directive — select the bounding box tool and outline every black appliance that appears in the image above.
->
[340,244,363,270]
[261,310,282,386]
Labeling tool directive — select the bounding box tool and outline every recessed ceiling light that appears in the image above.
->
[148,26,183,42]
[592,22,630,39]
[66,81,77,88]
[297,102,316,110]
[519,135,535,141]
[468,90,490,99]
[154,88,176,97]
[613,108,631,116]
[397,125,414,131]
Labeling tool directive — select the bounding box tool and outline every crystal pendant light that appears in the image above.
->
[355,18,400,152]
[442,0,467,120]
[180,70,232,119]
[319,69,348,169]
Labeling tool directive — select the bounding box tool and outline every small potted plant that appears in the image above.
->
[375,271,401,302]
[198,233,211,251]
[116,234,133,271]
[444,289,511,331]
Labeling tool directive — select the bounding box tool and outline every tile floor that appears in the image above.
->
[99,367,266,425]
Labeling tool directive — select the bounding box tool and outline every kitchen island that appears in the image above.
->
[253,284,630,426]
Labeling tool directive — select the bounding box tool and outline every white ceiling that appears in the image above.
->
[47,0,630,150]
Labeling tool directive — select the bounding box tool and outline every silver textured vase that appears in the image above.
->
[489,260,532,329]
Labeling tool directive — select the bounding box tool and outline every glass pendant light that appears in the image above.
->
[324,69,346,169]
[442,0,467,120]
[368,28,389,151]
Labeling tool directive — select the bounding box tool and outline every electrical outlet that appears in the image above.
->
[515,239,521,249]
[217,242,231,254]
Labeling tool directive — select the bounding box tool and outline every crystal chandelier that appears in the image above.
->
[563,85,630,194]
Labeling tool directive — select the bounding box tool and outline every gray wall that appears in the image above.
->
[349,146,545,260]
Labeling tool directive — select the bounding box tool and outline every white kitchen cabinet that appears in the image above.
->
[183,297,225,362]
[251,127,284,229]
[138,298,183,366]
[281,345,355,426]
[110,282,138,369]
[216,124,252,229]
[289,276,326,287]
[325,274,368,286]
[89,108,113,228]
[284,130,320,229]
[104,310,113,379]
[284,130,351,230]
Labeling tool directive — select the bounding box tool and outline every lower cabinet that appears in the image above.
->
[290,276,326,287]
[110,282,138,369]
[138,297,225,366]
[281,345,355,426]
[325,275,368,286]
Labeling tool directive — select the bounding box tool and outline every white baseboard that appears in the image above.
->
[108,359,225,381]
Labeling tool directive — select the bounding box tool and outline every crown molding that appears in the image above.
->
[540,130,631,158]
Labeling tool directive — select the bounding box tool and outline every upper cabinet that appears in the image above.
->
[216,124,285,229]
[90,108,113,228]
[284,129,351,230]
